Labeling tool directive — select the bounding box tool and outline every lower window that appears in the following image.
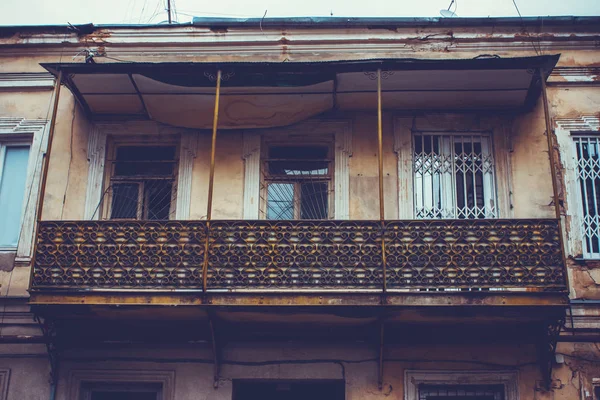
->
[233,380,344,400]
[80,382,162,400]
[419,384,505,400]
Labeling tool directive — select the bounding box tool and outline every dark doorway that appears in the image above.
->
[233,380,345,400]
[80,382,161,400]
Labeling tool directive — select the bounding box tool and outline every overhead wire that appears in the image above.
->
[511,0,542,55]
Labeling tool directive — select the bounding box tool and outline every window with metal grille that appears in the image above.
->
[261,145,332,220]
[574,135,600,258]
[107,145,177,220]
[419,384,505,400]
[413,132,497,219]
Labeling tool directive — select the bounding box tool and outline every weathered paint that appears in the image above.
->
[0,20,598,400]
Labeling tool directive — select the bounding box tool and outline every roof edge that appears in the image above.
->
[0,16,599,33]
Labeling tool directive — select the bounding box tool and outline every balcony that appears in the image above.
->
[31,219,567,301]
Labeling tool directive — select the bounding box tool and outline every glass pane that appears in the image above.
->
[267,183,294,220]
[300,182,328,219]
[110,183,139,219]
[145,180,172,220]
[268,146,329,176]
[114,146,176,176]
[0,146,30,247]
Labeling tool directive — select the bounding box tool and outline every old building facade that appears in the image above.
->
[0,16,598,400]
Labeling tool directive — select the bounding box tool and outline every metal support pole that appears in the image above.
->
[376,69,387,299]
[202,70,222,293]
[28,70,63,292]
[539,69,569,292]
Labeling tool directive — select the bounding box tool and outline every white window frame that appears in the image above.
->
[242,119,352,220]
[555,116,600,260]
[394,116,512,219]
[404,370,518,400]
[0,141,31,250]
[0,118,49,261]
[572,134,600,259]
[412,131,497,219]
[84,122,197,220]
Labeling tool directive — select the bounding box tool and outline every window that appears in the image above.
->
[0,143,30,247]
[419,384,505,400]
[405,371,517,400]
[233,380,344,400]
[80,382,162,400]
[573,135,600,258]
[105,144,178,220]
[413,132,497,219]
[261,144,332,220]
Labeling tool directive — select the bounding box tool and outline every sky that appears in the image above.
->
[1,0,599,26]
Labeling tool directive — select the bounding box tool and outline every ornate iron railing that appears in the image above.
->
[31,219,567,291]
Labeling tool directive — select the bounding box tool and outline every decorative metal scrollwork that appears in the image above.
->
[364,71,395,80]
[32,219,566,291]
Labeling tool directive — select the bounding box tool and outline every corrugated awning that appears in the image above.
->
[42,55,560,129]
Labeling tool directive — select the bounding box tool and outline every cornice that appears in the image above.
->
[548,66,600,86]
[555,115,600,132]
[0,27,598,57]
[0,117,49,134]
[0,72,55,90]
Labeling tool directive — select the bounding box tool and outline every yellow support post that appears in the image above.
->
[202,70,222,293]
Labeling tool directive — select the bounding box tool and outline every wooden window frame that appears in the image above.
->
[259,137,335,220]
[242,120,352,220]
[101,136,180,221]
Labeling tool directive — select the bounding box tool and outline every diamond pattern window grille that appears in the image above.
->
[574,135,600,258]
[413,133,497,219]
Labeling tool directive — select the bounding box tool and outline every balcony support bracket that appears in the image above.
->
[208,311,221,389]
[537,316,564,391]
[35,315,60,393]
[377,319,385,390]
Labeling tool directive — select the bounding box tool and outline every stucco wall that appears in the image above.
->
[0,341,596,400]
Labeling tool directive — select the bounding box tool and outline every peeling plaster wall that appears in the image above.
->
[0,342,550,400]
[510,97,556,219]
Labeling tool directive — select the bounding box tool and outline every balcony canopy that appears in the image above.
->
[42,55,559,129]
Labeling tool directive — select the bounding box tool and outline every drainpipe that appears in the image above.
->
[540,68,570,292]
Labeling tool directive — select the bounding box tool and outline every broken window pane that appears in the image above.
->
[263,145,331,220]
